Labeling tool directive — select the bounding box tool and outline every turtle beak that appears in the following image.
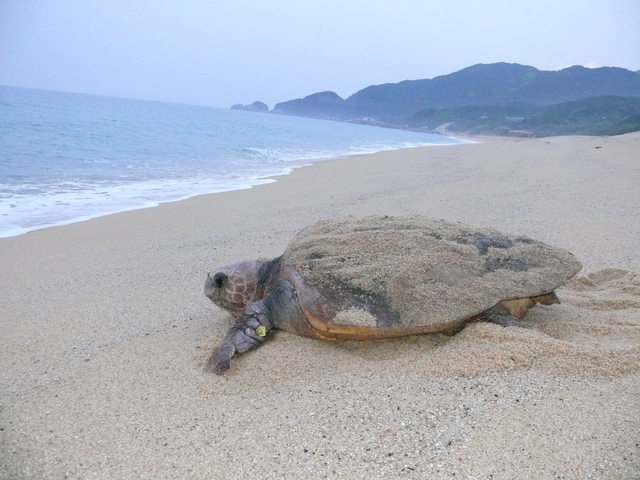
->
[204,273,216,298]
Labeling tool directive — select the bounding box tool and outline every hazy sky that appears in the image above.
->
[1,0,639,109]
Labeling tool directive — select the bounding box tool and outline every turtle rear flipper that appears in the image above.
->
[476,304,531,329]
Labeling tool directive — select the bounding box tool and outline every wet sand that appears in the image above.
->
[1,133,638,479]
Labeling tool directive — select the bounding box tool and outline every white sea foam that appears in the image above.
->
[0,175,280,238]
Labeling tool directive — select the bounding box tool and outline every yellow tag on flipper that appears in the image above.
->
[256,326,267,337]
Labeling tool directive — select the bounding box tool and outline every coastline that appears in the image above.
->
[1,134,638,478]
[0,138,465,240]
[2,84,466,240]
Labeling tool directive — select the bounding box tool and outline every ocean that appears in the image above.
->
[0,86,462,238]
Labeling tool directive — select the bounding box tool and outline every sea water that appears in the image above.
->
[0,86,461,238]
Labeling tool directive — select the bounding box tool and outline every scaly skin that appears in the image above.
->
[206,257,313,374]
[209,300,273,375]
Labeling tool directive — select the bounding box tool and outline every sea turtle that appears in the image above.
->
[204,215,581,374]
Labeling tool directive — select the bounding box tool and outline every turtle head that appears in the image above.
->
[205,260,263,315]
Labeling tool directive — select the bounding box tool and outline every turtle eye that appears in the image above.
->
[213,272,227,289]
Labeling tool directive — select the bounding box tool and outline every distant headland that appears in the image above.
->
[230,101,269,113]
[232,62,640,137]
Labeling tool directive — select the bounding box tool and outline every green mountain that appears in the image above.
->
[406,96,640,137]
[269,63,640,136]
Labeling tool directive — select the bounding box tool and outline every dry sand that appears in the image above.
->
[1,133,638,479]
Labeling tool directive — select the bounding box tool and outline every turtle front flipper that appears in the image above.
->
[209,271,313,374]
[209,301,274,374]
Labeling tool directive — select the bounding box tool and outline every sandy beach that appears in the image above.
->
[1,133,638,479]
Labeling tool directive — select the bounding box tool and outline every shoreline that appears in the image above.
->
[1,133,638,479]
[0,138,466,240]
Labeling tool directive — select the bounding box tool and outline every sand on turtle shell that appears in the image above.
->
[285,215,582,327]
[333,307,379,327]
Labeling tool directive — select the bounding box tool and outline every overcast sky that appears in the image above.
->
[1,0,638,109]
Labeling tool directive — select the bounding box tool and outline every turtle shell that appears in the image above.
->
[282,215,581,339]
